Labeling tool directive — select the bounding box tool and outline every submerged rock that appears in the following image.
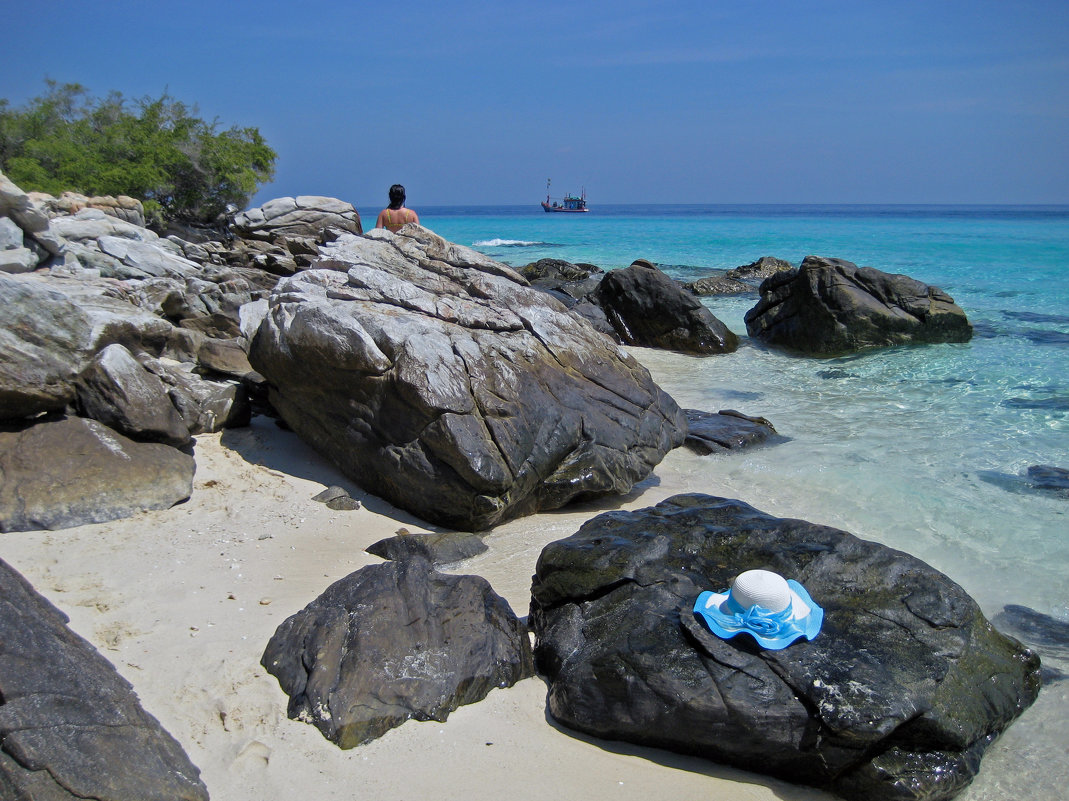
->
[0,557,208,800]
[250,227,685,530]
[262,557,533,748]
[683,408,785,454]
[529,493,1041,801]
[745,256,972,355]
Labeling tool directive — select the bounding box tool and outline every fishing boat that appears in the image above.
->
[541,179,588,213]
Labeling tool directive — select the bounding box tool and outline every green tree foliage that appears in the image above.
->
[0,81,276,224]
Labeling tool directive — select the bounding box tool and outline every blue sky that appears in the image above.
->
[2,0,1067,206]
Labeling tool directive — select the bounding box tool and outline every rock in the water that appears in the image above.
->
[993,604,1069,659]
[0,557,208,800]
[366,530,488,565]
[0,416,195,532]
[745,256,972,355]
[529,493,1041,801]
[685,273,752,295]
[1026,464,1069,496]
[75,344,191,447]
[683,408,785,454]
[250,227,685,530]
[728,255,794,283]
[596,259,739,354]
[262,557,534,748]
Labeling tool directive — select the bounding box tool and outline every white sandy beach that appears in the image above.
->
[0,412,834,801]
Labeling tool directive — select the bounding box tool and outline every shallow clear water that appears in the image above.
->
[407,204,1069,799]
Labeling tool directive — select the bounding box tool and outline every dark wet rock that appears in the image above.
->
[75,344,191,447]
[596,259,739,354]
[745,256,972,355]
[685,273,752,295]
[367,529,488,566]
[687,257,794,296]
[529,493,1041,801]
[249,227,685,530]
[262,557,533,748]
[0,557,208,800]
[0,272,93,420]
[1026,464,1069,494]
[195,336,255,380]
[683,409,785,454]
[0,416,195,532]
[520,258,604,302]
[729,255,794,283]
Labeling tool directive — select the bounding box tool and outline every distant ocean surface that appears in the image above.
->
[363,204,1069,799]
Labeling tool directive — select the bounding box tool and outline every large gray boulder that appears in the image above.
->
[75,344,191,447]
[0,272,94,420]
[0,557,208,800]
[231,195,362,242]
[262,557,534,748]
[0,416,195,532]
[745,256,972,355]
[596,259,739,354]
[530,494,1041,801]
[250,226,686,530]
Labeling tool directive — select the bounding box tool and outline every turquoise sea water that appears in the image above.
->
[365,204,1069,799]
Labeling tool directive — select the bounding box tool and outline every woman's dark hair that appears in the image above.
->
[388,184,406,210]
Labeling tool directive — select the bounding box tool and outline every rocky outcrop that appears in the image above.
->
[0,415,195,532]
[683,409,784,454]
[30,189,146,225]
[0,557,208,799]
[529,494,1041,801]
[687,257,794,296]
[262,557,534,748]
[597,260,739,354]
[250,226,686,530]
[232,196,362,241]
[745,256,973,355]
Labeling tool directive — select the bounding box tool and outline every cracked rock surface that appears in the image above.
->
[249,225,686,530]
[529,493,1041,801]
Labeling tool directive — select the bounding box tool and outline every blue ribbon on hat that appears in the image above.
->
[721,595,805,641]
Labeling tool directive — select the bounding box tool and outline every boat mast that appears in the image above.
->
[546,178,551,204]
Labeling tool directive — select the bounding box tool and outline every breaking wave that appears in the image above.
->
[471,238,559,248]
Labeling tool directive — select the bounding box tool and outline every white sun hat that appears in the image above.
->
[693,569,824,650]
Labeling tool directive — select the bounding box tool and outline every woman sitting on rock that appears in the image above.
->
[376,184,419,232]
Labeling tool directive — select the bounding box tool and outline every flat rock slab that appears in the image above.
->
[0,415,195,532]
[683,408,785,454]
[0,557,208,800]
[529,493,1041,801]
[262,557,534,748]
[249,227,685,530]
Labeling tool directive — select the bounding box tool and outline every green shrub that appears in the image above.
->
[0,81,277,224]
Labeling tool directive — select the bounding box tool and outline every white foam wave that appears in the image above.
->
[472,238,546,248]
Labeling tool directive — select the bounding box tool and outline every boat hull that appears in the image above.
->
[541,202,589,213]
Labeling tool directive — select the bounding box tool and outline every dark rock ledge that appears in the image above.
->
[529,493,1040,801]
